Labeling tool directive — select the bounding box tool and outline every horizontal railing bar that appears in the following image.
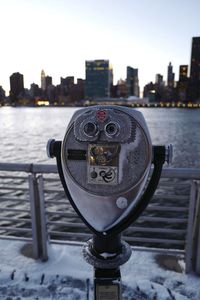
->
[0,175,28,180]
[161,168,200,179]
[0,207,30,213]
[47,221,186,235]
[157,181,190,187]
[0,163,200,179]
[47,221,86,228]
[0,163,58,173]
[0,226,31,233]
[131,245,185,255]
[43,188,64,193]
[152,195,189,201]
[49,239,86,247]
[0,216,31,223]
[43,178,61,182]
[44,196,189,203]
[32,164,58,173]
[49,231,91,238]
[137,216,188,223]
[0,197,28,203]
[45,200,68,205]
[49,231,185,245]
[0,235,32,242]
[124,236,185,245]
[0,163,34,173]
[126,226,187,234]
[46,211,78,217]
[0,186,29,191]
[146,205,188,212]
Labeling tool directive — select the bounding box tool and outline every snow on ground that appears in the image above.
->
[0,239,200,299]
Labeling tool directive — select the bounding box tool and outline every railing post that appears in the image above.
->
[185,180,200,275]
[185,181,198,273]
[28,174,48,261]
[193,182,200,274]
[38,174,49,261]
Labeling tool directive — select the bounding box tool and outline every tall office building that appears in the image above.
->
[45,76,52,89]
[10,72,24,103]
[155,74,164,86]
[41,70,46,91]
[126,66,139,97]
[177,65,189,102]
[179,65,188,81]
[0,86,5,103]
[189,37,200,101]
[61,76,74,87]
[30,83,40,98]
[85,60,112,99]
[117,79,127,98]
[167,62,175,87]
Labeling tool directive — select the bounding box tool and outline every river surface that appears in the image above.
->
[0,106,199,247]
[0,106,200,168]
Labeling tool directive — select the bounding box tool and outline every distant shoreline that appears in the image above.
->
[1,102,200,109]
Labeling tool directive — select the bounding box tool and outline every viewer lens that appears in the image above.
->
[84,122,98,137]
[105,122,119,136]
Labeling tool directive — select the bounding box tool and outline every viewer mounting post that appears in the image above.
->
[47,106,172,299]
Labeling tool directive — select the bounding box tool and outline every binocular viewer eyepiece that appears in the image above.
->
[83,120,120,138]
[47,106,172,236]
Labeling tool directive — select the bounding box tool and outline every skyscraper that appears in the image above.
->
[41,70,46,91]
[155,74,164,86]
[189,37,200,101]
[177,65,189,102]
[45,76,52,89]
[85,60,112,99]
[126,66,139,97]
[0,86,5,104]
[61,76,74,87]
[179,65,188,81]
[9,72,24,104]
[30,83,40,98]
[167,62,175,88]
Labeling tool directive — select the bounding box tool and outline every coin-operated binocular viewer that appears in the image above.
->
[47,106,172,300]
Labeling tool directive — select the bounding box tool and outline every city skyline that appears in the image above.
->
[1,45,197,99]
[0,41,196,97]
[0,59,184,95]
[0,0,200,95]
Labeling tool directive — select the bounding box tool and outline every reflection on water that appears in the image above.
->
[0,107,77,164]
[141,108,200,168]
[0,107,200,167]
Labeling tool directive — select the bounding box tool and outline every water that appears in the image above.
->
[0,106,200,168]
[0,106,198,247]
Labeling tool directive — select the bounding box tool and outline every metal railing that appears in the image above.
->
[0,162,200,274]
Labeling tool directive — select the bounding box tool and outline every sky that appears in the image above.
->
[0,0,200,95]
